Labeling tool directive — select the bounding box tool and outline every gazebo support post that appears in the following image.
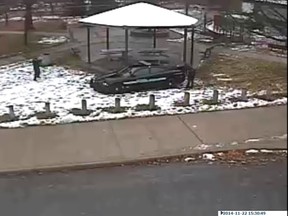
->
[153,28,156,48]
[124,28,129,63]
[203,11,207,33]
[190,26,195,67]
[106,28,110,50]
[183,1,189,63]
[87,26,91,64]
[183,28,187,63]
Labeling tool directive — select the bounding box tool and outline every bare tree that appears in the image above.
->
[48,0,54,14]
[23,0,36,45]
[224,2,287,43]
[0,1,10,26]
[251,4,287,42]
[23,0,36,29]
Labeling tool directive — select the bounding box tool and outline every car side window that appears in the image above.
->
[133,68,150,76]
[149,67,165,74]
[133,67,166,76]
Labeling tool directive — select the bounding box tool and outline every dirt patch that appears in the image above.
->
[197,54,287,93]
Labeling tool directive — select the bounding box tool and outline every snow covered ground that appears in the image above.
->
[37,36,68,45]
[0,61,286,128]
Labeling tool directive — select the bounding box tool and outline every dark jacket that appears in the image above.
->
[32,59,40,72]
[32,59,41,79]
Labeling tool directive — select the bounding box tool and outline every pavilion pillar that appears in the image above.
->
[183,28,188,63]
[106,28,110,50]
[87,26,91,64]
[203,11,207,33]
[190,26,195,67]
[124,28,129,63]
[153,28,156,48]
[183,1,189,63]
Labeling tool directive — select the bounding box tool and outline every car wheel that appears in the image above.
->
[115,84,123,93]
[168,79,175,87]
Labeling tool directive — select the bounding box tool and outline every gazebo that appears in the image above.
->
[79,2,198,66]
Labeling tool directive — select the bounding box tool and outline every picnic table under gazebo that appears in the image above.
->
[79,2,198,66]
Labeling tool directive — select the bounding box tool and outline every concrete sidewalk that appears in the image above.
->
[0,106,287,173]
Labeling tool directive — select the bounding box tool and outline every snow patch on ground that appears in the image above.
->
[0,61,287,128]
[245,149,259,154]
[193,144,213,150]
[231,141,239,145]
[272,134,287,140]
[202,153,215,160]
[246,149,287,154]
[37,36,68,44]
[245,138,262,143]
[260,149,274,153]
[184,157,196,162]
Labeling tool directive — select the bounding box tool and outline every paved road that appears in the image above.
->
[0,160,286,216]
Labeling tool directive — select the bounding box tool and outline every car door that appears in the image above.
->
[133,67,169,91]
[136,66,171,90]
[122,67,151,92]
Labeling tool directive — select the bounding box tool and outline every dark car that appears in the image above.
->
[90,62,192,94]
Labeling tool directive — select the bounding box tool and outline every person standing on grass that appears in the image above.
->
[32,58,41,81]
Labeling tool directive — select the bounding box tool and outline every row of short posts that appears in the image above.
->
[6,102,54,120]
[114,94,156,111]
[183,88,248,106]
[183,89,219,106]
[6,95,163,118]
[5,89,250,119]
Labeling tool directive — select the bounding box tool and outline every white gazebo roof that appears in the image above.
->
[79,2,198,28]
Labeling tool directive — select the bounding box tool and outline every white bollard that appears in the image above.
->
[241,89,247,101]
[149,94,155,110]
[184,92,190,106]
[266,88,272,97]
[115,98,121,112]
[212,90,219,103]
[45,102,51,114]
[8,105,15,119]
[81,99,87,112]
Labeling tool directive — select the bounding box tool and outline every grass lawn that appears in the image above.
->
[0,33,66,57]
[33,20,67,32]
[0,20,67,32]
[197,54,287,93]
[53,52,83,69]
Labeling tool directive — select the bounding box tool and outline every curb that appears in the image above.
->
[0,139,286,176]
